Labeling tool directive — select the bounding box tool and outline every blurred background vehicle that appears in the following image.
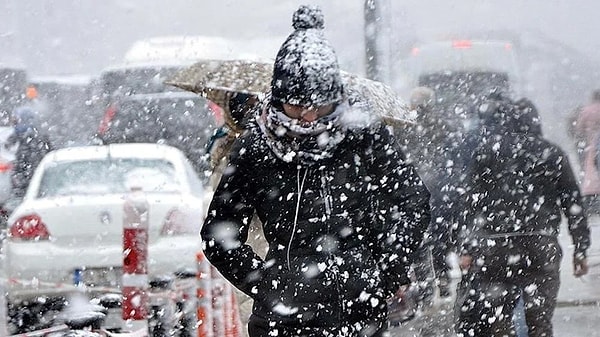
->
[94,90,220,179]
[88,62,189,124]
[3,143,211,333]
[27,75,95,148]
[82,35,280,181]
[399,39,522,116]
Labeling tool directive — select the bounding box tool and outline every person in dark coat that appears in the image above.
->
[454,95,590,337]
[6,106,54,198]
[200,5,431,337]
[404,86,457,303]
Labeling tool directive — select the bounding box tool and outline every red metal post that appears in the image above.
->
[211,266,225,337]
[196,251,213,337]
[122,187,150,332]
[230,290,242,337]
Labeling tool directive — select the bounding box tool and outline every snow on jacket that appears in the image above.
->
[460,124,590,258]
[201,112,430,328]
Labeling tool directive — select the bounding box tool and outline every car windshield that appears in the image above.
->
[37,158,181,197]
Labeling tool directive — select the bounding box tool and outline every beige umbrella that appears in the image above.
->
[340,72,413,127]
[164,59,272,95]
[165,59,413,130]
[165,59,272,133]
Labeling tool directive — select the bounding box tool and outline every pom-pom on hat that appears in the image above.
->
[271,5,344,107]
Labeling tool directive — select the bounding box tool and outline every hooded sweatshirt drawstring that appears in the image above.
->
[287,166,309,270]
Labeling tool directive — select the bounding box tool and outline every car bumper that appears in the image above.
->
[4,236,201,301]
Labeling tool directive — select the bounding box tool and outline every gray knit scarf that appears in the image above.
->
[256,100,348,164]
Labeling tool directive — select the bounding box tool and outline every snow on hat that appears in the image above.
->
[271,5,344,107]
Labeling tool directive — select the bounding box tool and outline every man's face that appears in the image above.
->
[282,103,334,124]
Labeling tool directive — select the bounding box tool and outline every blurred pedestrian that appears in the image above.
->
[404,86,455,304]
[5,106,54,198]
[454,95,590,337]
[205,91,260,189]
[575,90,600,216]
[203,91,267,337]
[566,104,584,167]
[201,5,431,337]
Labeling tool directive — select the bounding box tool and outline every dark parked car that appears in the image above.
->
[94,63,185,98]
[88,63,191,133]
[90,63,187,108]
[95,91,220,180]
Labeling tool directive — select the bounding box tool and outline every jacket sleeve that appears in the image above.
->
[368,125,431,295]
[456,147,485,256]
[200,133,265,297]
[556,151,591,258]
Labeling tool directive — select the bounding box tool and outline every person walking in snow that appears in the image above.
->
[575,90,600,216]
[454,94,590,337]
[404,86,456,303]
[200,5,431,337]
[6,106,54,198]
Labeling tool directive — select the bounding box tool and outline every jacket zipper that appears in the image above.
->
[320,169,344,324]
[287,166,308,270]
[320,172,333,217]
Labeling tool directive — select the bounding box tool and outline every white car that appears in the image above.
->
[4,143,212,303]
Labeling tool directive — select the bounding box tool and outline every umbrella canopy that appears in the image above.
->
[164,59,271,132]
[165,59,413,131]
[340,72,413,127]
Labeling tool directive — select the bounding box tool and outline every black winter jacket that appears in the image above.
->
[201,121,430,328]
[460,125,590,258]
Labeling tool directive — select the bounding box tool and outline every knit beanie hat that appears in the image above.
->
[270,5,344,107]
[478,89,515,127]
[514,97,542,135]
